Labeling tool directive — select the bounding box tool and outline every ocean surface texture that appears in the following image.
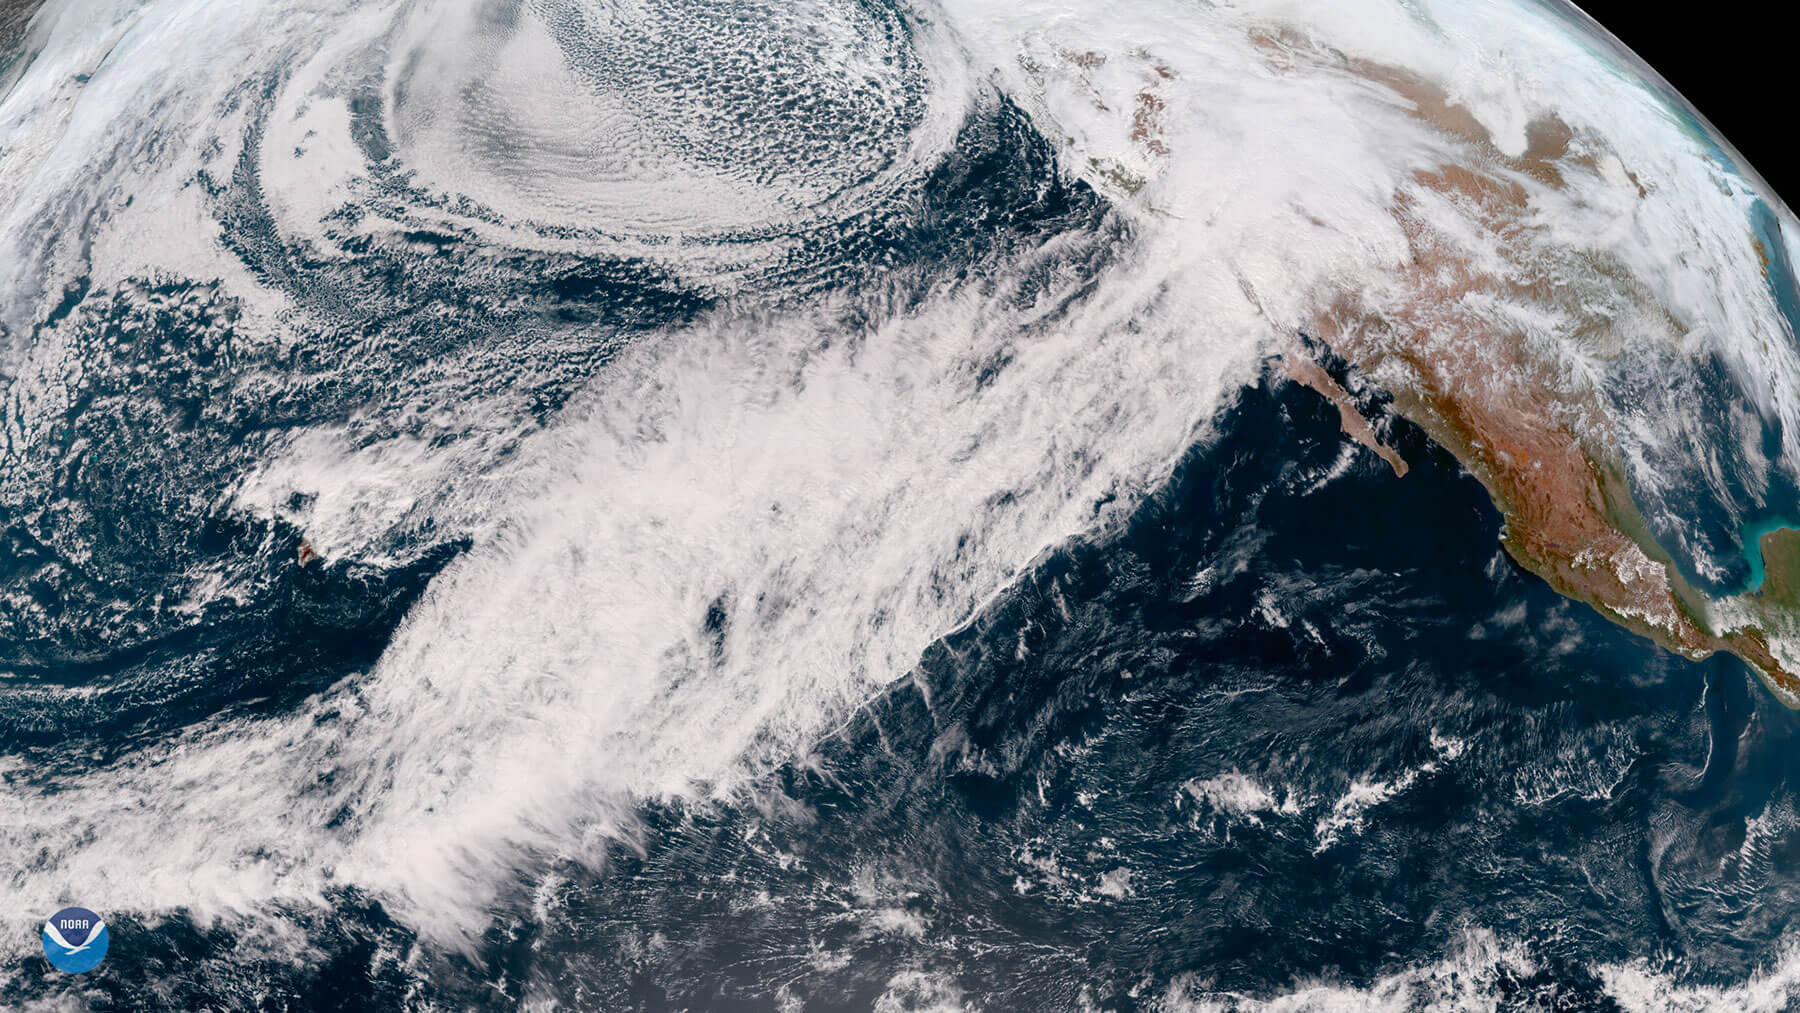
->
[4,0,1800,1008]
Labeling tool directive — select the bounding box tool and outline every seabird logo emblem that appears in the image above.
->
[41,906,107,974]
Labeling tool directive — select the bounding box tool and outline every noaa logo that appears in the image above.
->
[41,906,107,974]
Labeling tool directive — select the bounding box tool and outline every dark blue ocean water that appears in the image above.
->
[4,73,1797,1010]
[475,372,1795,1011]
[18,362,1795,1010]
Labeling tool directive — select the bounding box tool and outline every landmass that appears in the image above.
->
[1259,35,1800,704]
[1755,527,1800,609]
[1281,353,1408,478]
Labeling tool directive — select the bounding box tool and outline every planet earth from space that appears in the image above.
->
[4,0,1800,1008]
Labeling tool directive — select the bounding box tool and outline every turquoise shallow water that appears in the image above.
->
[1741,516,1800,594]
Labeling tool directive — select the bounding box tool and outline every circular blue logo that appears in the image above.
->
[41,906,107,974]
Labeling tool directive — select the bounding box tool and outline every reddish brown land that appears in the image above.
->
[1261,41,1800,702]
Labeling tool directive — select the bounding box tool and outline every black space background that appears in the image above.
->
[5,1,1793,207]
[1576,0,1797,205]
